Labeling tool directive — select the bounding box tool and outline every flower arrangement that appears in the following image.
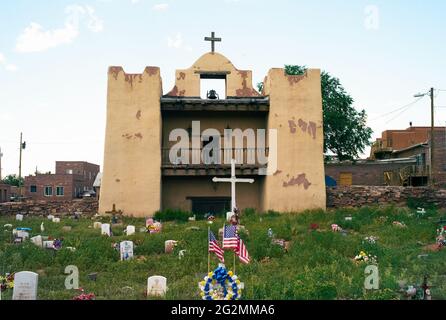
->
[309,223,319,231]
[72,288,95,300]
[354,251,378,264]
[0,273,14,292]
[331,224,342,232]
[363,236,379,244]
[198,264,243,300]
[147,221,162,234]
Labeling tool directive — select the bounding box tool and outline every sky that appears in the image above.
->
[0,0,445,177]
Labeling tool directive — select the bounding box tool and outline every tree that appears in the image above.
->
[2,174,24,187]
[258,66,372,161]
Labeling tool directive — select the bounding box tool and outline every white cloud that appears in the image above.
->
[16,22,78,53]
[16,5,103,53]
[5,64,18,72]
[153,3,169,11]
[0,52,18,72]
[167,33,183,49]
[167,33,192,51]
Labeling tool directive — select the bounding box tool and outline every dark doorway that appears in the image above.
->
[190,197,231,216]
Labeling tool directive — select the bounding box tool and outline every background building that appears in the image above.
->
[25,161,100,201]
[326,126,446,187]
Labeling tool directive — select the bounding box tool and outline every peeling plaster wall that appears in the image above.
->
[99,66,162,216]
[165,52,260,98]
[261,68,326,212]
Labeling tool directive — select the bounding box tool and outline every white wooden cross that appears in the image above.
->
[212,159,254,212]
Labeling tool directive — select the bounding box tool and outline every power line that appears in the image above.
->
[369,96,425,122]
[385,100,421,124]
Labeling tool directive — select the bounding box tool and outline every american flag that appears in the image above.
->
[223,225,239,250]
[236,238,250,264]
[209,229,224,263]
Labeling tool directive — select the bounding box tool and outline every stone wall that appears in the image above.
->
[0,199,98,216]
[327,186,446,208]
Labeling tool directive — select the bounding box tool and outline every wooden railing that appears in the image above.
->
[161,148,269,166]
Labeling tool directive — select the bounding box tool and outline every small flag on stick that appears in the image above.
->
[223,225,239,250]
[236,238,250,264]
[209,229,224,263]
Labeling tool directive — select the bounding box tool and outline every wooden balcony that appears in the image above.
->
[161,148,268,176]
[160,97,269,112]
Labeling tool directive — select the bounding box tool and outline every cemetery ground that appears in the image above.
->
[1,206,446,300]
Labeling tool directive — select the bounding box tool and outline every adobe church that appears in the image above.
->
[99,33,326,217]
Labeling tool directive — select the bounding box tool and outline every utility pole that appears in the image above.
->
[430,87,435,186]
[18,133,26,198]
[414,88,435,186]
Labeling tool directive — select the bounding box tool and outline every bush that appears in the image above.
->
[154,209,193,222]
[406,197,436,210]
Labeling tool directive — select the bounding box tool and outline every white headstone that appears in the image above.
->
[93,222,102,229]
[16,214,24,221]
[120,241,134,261]
[101,223,111,236]
[31,235,43,248]
[17,230,29,240]
[52,217,61,223]
[47,215,54,220]
[126,225,136,236]
[12,271,39,300]
[147,276,167,297]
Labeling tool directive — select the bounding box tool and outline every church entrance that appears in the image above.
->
[190,197,231,216]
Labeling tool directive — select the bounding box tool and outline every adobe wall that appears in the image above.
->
[261,68,326,212]
[99,66,162,217]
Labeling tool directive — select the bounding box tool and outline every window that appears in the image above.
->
[56,187,64,196]
[44,186,53,197]
[200,78,226,99]
[66,169,73,174]
[30,185,37,193]
[339,173,353,186]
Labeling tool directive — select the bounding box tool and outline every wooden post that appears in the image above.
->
[207,226,210,273]
[233,251,236,274]
[18,133,22,197]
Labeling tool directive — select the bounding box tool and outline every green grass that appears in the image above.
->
[1,206,445,300]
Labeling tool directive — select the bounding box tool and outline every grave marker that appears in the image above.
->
[126,225,136,236]
[12,271,38,300]
[147,276,167,297]
[101,223,111,236]
[120,241,134,261]
[31,235,43,248]
[165,240,177,254]
[93,222,102,229]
